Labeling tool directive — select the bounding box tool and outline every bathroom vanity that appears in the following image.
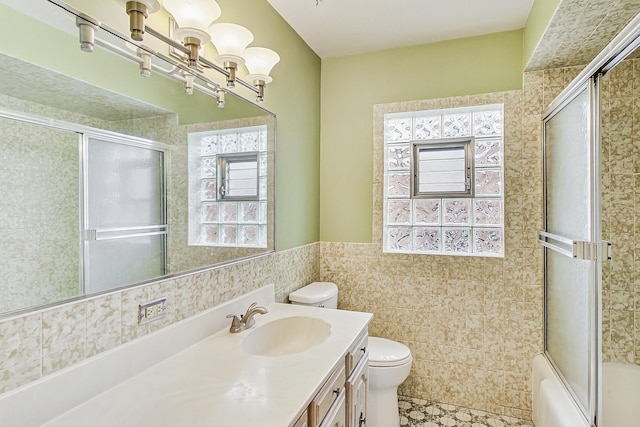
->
[0,285,371,427]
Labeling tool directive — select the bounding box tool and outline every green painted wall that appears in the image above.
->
[0,0,321,250]
[319,30,524,242]
[523,0,562,68]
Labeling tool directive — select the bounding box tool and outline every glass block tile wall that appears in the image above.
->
[383,106,504,257]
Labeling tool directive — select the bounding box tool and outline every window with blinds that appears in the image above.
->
[218,154,259,200]
[187,125,268,248]
[412,138,474,198]
[383,104,504,257]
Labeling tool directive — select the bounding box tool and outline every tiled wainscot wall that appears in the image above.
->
[600,57,640,366]
[0,243,319,394]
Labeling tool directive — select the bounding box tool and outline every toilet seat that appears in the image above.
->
[368,337,412,367]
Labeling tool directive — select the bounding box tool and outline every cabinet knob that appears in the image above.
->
[359,412,366,426]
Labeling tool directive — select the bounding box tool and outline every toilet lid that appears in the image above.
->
[368,337,412,367]
[289,282,338,304]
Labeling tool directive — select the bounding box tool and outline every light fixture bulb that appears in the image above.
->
[115,0,161,41]
[76,15,98,53]
[164,0,221,68]
[244,47,280,102]
[208,23,254,88]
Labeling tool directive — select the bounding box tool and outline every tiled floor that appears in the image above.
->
[398,396,534,427]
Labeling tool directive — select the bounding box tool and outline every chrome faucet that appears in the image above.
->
[226,302,268,333]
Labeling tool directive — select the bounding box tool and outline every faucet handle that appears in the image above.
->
[226,314,241,333]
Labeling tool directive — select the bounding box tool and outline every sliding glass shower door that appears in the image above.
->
[82,135,167,294]
[539,80,599,424]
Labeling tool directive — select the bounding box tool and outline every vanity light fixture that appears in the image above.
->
[243,47,280,103]
[163,0,221,68]
[115,0,161,41]
[208,23,254,88]
[76,15,98,53]
[109,0,279,102]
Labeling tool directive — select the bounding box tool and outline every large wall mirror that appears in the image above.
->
[0,0,275,316]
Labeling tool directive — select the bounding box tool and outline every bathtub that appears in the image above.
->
[532,355,640,427]
[601,362,640,427]
[532,354,588,427]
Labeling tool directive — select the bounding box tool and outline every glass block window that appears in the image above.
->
[187,125,268,248]
[383,104,504,257]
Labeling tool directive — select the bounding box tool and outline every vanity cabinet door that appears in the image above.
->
[293,409,309,427]
[346,354,368,427]
[345,330,368,377]
[310,363,346,426]
[319,389,346,427]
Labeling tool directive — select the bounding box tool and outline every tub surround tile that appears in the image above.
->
[526,0,639,72]
[601,59,640,367]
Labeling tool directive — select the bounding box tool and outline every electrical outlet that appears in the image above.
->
[139,297,167,325]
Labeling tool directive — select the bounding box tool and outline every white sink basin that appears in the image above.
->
[242,316,331,356]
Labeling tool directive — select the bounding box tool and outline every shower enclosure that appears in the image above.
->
[82,134,167,294]
[538,12,640,427]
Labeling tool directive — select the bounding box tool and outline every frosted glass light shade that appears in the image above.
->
[164,0,221,41]
[208,23,254,65]
[244,47,280,84]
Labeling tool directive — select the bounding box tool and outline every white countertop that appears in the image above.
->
[42,303,372,427]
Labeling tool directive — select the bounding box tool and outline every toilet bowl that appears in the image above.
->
[368,337,412,427]
[289,282,413,427]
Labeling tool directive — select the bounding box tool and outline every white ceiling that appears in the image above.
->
[266,0,535,58]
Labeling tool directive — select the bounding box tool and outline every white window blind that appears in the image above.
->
[412,138,473,198]
[224,158,258,198]
[417,146,467,193]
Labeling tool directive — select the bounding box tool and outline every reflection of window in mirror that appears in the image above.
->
[188,126,268,248]
[217,153,259,200]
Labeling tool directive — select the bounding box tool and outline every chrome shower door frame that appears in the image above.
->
[540,77,600,426]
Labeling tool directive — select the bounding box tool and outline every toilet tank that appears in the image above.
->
[289,282,338,309]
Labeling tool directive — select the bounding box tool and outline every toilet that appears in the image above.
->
[289,282,413,427]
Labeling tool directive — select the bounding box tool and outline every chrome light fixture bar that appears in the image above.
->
[55,0,279,105]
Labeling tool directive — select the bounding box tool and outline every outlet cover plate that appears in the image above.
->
[138,297,167,325]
